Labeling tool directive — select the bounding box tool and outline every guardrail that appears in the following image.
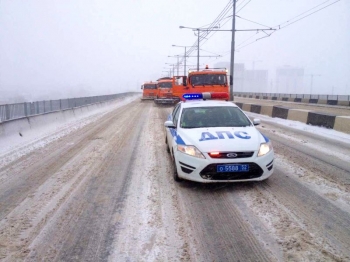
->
[0,93,135,122]
[234,92,350,106]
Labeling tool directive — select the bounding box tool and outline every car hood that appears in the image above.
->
[177,126,267,152]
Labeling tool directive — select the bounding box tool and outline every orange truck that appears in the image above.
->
[141,81,158,100]
[154,77,179,105]
[172,66,229,101]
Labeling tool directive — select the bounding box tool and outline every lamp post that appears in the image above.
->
[172,44,192,75]
[179,26,219,71]
[166,60,182,76]
[167,55,181,76]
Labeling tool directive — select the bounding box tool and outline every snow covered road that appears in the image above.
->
[0,97,349,261]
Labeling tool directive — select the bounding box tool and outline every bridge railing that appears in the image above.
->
[0,93,134,123]
[234,92,350,103]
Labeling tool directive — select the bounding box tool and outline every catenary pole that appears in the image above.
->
[184,47,187,75]
[197,30,200,71]
[230,0,236,101]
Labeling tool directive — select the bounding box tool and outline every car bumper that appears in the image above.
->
[154,98,180,104]
[174,150,274,183]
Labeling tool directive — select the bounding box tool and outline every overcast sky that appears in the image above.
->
[0,0,349,101]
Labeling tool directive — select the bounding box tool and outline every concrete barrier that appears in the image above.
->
[327,100,338,105]
[317,99,327,105]
[307,112,336,129]
[233,99,350,134]
[260,105,273,117]
[235,102,243,109]
[309,99,318,104]
[338,101,350,106]
[250,104,262,114]
[333,116,350,134]
[272,106,290,119]
[0,95,135,141]
[287,109,311,123]
[242,103,251,112]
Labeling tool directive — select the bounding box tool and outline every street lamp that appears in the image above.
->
[165,62,181,77]
[179,26,219,71]
[167,55,181,76]
[172,44,193,75]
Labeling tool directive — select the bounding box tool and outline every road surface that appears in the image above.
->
[0,97,349,261]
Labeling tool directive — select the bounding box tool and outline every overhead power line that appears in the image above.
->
[235,0,341,51]
[236,0,252,14]
[277,0,340,30]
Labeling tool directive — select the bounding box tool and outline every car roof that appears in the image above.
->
[180,100,239,109]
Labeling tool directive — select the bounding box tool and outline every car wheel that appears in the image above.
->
[172,152,182,182]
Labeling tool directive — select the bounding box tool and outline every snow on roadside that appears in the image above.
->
[246,111,350,145]
[0,94,140,169]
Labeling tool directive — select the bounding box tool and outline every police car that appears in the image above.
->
[164,92,274,183]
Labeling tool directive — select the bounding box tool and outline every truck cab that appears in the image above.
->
[156,77,173,99]
[154,77,180,105]
[172,66,229,101]
[141,81,157,100]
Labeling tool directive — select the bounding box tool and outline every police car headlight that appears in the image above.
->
[258,142,272,157]
[177,145,205,159]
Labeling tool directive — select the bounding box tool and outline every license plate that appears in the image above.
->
[217,164,249,172]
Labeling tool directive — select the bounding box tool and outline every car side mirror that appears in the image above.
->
[253,118,261,126]
[164,120,176,128]
[229,75,233,85]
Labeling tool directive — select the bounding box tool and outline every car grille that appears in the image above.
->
[200,162,263,180]
[209,151,254,159]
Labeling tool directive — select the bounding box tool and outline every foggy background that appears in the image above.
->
[1,0,349,103]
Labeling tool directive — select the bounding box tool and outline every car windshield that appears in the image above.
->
[180,106,252,128]
[190,74,227,86]
[158,82,172,88]
[144,84,157,89]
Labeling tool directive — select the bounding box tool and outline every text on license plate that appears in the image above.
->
[217,164,249,172]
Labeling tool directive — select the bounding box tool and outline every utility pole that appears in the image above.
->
[172,45,193,75]
[305,74,321,94]
[230,0,236,101]
[197,30,200,71]
[179,26,219,71]
[179,0,275,100]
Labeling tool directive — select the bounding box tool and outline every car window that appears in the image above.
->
[172,104,181,126]
[180,106,251,128]
[173,105,181,127]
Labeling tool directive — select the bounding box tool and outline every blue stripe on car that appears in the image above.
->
[259,132,270,142]
[176,135,186,145]
[166,114,186,145]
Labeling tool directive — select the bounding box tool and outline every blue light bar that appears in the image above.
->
[183,93,203,100]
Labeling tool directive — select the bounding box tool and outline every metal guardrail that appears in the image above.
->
[0,93,134,123]
[234,92,350,102]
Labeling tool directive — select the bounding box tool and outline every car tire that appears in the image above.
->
[172,152,182,182]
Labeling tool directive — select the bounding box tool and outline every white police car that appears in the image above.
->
[164,92,274,183]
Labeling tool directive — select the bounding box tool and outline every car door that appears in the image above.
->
[167,103,181,156]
